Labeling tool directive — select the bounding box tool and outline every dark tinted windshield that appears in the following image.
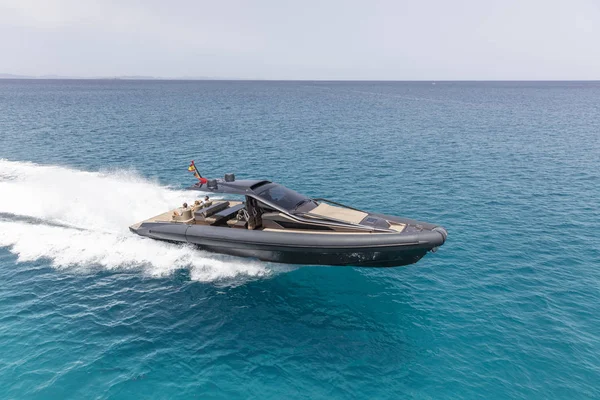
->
[255,183,311,211]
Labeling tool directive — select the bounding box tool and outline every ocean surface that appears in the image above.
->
[0,80,599,399]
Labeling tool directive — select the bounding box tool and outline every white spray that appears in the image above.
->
[0,159,284,282]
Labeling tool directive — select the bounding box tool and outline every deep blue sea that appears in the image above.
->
[0,80,599,399]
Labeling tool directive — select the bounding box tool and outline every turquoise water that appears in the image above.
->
[1,80,599,399]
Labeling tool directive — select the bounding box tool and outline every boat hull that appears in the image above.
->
[130,222,447,267]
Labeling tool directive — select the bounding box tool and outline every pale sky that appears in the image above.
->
[0,0,599,80]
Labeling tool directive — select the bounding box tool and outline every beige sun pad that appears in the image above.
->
[307,203,368,225]
[389,222,406,233]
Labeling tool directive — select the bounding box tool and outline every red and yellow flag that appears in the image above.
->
[188,161,207,184]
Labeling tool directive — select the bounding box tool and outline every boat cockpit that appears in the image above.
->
[157,182,406,234]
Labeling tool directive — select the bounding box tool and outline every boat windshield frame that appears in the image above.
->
[254,183,313,212]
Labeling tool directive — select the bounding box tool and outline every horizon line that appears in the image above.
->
[1,75,599,83]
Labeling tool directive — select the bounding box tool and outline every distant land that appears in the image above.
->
[0,73,229,80]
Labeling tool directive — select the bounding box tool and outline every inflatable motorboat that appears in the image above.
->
[129,171,447,267]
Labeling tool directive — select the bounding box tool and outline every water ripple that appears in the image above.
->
[1,81,599,399]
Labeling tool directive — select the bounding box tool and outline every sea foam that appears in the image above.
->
[0,159,277,282]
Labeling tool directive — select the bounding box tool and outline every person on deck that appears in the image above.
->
[173,202,189,217]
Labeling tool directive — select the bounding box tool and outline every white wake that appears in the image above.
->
[0,159,280,282]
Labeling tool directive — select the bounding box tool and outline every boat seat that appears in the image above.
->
[196,203,245,226]
[260,213,283,229]
[213,203,245,222]
[172,209,193,221]
[194,201,229,219]
[192,200,213,212]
